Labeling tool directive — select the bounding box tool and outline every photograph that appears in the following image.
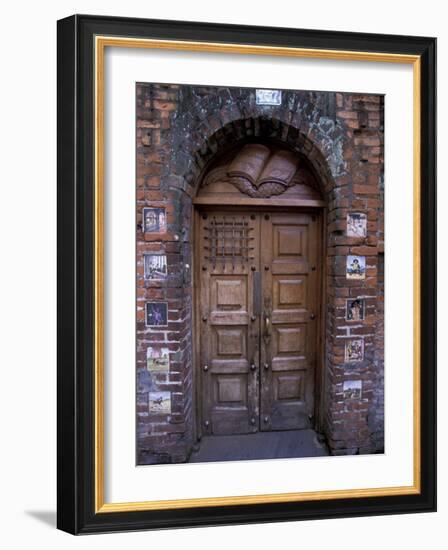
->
[343,380,363,400]
[347,212,367,237]
[345,339,365,362]
[346,298,366,321]
[56,13,436,534]
[145,302,168,327]
[144,254,168,280]
[146,347,170,371]
[149,391,171,413]
[143,207,166,233]
[136,82,384,465]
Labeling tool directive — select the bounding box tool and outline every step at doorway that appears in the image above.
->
[188,429,329,463]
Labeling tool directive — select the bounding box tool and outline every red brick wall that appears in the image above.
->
[136,85,194,463]
[324,93,384,455]
[136,83,384,463]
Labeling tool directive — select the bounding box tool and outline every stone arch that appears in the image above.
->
[168,114,344,206]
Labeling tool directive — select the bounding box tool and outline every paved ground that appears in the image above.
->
[189,429,329,463]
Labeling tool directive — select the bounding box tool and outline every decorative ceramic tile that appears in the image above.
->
[346,298,365,321]
[145,302,168,327]
[346,255,366,280]
[343,380,362,400]
[144,254,167,280]
[146,347,170,372]
[143,207,166,233]
[347,212,367,238]
[148,391,171,413]
[345,339,364,362]
[256,89,282,105]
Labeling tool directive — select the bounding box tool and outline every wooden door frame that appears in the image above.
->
[192,202,327,443]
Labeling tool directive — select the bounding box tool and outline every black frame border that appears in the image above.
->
[57,14,436,534]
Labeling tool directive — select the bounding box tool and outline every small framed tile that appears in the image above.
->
[346,255,366,280]
[343,380,362,400]
[145,302,168,327]
[146,347,170,372]
[143,207,166,233]
[149,391,171,413]
[144,254,167,280]
[256,89,282,105]
[347,212,367,238]
[345,339,364,362]
[346,298,365,321]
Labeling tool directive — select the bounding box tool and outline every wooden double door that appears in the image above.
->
[198,209,321,436]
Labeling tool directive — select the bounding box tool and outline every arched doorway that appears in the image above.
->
[193,141,326,442]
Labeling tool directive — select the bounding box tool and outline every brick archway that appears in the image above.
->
[168,114,341,205]
[181,117,337,440]
[136,84,384,464]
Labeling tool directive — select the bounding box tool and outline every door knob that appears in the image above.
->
[310,313,316,320]
[250,363,256,371]
[264,363,269,370]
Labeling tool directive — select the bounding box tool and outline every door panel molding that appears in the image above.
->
[197,208,321,436]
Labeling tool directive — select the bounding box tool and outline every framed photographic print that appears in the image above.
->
[57,14,436,534]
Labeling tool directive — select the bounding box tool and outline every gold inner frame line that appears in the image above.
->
[94,35,421,513]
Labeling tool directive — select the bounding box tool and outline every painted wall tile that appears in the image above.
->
[343,380,362,399]
[149,391,171,413]
[345,339,364,362]
[147,347,170,372]
[145,302,168,327]
[143,207,166,233]
[346,255,366,280]
[347,212,367,237]
[144,254,167,280]
[346,298,365,321]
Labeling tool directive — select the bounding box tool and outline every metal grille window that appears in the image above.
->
[203,215,254,269]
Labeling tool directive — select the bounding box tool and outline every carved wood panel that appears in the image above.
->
[260,213,319,431]
[201,143,321,199]
[199,213,260,435]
